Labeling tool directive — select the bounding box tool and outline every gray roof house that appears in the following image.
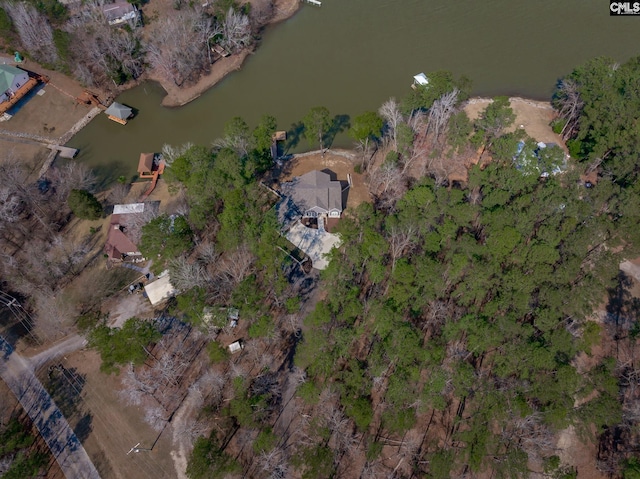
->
[102,1,141,26]
[281,170,343,219]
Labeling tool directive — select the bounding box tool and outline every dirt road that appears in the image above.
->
[29,334,89,370]
[0,335,101,479]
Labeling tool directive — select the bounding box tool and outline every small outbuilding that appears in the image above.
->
[113,203,145,215]
[105,102,133,125]
[138,153,155,178]
[102,1,141,26]
[228,340,244,354]
[412,72,429,89]
[144,273,176,306]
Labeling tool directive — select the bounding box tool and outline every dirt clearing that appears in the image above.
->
[276,149,371,212]
[465,97,563,146]
[50,349,178,479]
[0,56,97,175]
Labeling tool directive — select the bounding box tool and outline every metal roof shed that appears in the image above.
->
[113,203,145,215]
[413,73,429,86]
[228,340,244,353]
[144,274,176,306]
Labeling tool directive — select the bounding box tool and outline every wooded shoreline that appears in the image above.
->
[148,0,301,107]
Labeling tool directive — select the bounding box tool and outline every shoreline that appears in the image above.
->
[148,0,301,108]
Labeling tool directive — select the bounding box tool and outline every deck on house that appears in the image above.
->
[107,115,128,125]
[0,77,39,115]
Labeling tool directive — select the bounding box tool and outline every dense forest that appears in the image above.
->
[156,56,640,478]
[2,53,640,478]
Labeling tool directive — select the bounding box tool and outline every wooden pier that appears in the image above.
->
[46,145,78,159]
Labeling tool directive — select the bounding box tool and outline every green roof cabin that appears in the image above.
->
[0,65,30,105]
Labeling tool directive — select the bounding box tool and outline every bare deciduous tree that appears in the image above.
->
[378,98,403,151]
[49,162,96,201]
[222,8,251,53]
[176,418,209,445]
[258,447,288,479]
[120,364,158,406]
[387,224,417,271]
[147,9,214,87]
[427,89,459,145]
[107,183,131,206]
[169,255,211,291]
[2,2,58,64]
[218,244,255,286]
[65,3,144,88]
[144,405,168,432]
[368,161,406,211]
[554,78,584,140]
[162,142,195,167]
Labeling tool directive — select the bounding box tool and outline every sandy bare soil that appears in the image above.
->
[465,97,563,147]
[0,56,98,176]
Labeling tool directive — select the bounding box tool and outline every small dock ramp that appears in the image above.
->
[46,145,78,159]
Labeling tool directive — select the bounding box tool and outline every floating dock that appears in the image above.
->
[303,0,321,5]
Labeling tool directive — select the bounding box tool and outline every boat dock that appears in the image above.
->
[303,0,321,6]
[46,145,78,159]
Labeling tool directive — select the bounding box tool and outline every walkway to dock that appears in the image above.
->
[139,160,165,200]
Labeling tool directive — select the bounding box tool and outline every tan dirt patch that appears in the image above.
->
[464,97,564,147]
[61,349,179,479]
[277,149,371,213]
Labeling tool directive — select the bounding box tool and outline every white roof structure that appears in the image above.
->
[285,221,342,270]
[144,273,176,306]
[113,203,145,215]
[413,73,429,86]
[228,341,244,353]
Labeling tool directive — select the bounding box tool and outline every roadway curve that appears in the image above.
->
[0,336,101,479]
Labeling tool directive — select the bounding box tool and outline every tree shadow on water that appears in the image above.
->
[284,121,305,154]
[324,114,350,149]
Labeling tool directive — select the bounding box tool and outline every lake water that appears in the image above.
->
[67,0,640,184]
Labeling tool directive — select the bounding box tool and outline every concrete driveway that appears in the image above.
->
[285,222,341,270]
